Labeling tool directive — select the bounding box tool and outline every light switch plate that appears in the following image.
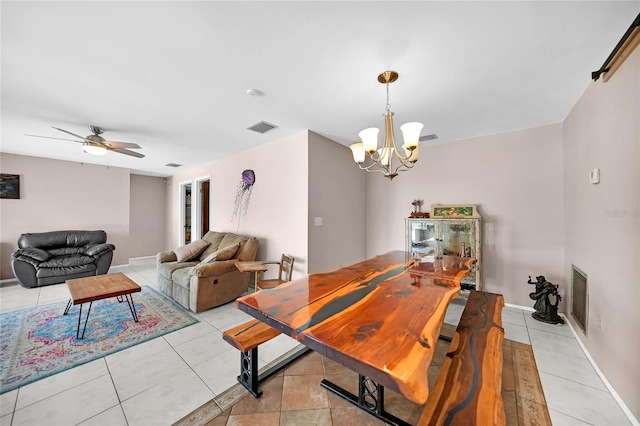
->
[589,168,600,184]
[314,217,323,226]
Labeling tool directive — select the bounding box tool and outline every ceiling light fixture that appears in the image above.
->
[350,71,423,180]
[83,141,107,155]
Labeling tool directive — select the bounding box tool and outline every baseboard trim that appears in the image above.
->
[0,278,18,286]
[505,302,535,312]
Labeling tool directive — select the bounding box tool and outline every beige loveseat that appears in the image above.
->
[156,231,259,312]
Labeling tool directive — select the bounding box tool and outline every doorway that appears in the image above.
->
[180,181,192,245]
[194,176,211,240]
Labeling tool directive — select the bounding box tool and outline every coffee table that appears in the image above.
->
[63,272,141,339]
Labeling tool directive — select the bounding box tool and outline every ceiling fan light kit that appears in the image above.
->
[350,70,424,180]
[83,142,108,155]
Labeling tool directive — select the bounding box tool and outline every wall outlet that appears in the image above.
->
[589,168,600,184]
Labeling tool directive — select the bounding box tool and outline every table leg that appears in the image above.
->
[124,294,139,322]
[250,271,259,291]
[320,375,410,426]
[76,302,93,340]
[63,299,72,315]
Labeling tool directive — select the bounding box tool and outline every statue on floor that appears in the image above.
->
[527,275,565,325]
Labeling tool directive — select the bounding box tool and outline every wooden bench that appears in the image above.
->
[419,290,506,426]
[222,319,281,397]
[223,318,311,398]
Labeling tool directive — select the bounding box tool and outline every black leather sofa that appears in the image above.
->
[11,230,115,288]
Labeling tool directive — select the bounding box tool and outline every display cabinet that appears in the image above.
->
[405,205,481,291]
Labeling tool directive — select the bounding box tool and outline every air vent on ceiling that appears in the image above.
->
[165,163,182,168]
[419,134,438,142]
[247,121,278,134]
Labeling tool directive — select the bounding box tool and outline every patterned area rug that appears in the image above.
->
[0,285,198,394]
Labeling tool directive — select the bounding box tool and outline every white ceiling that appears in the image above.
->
[2,1,638,177]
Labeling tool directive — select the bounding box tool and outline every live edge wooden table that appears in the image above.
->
[63,272,141,339]
[235,250,476,426]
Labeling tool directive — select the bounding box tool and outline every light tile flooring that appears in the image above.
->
[0,257,634,426]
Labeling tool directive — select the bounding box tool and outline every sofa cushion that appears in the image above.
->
[201,243,240,263]
[49,247,86,256]
[218,234,249,252]
[199,232,226,260]
[36,263,96,278]
[174,239,209,262]
[158,261,199,280]
[18,230,107,250]
[39,255,95,268]
[172,268,193,290]
[12,247,51,262]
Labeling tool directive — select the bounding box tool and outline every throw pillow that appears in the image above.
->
[174,239,210,262]
[201,243,240,263]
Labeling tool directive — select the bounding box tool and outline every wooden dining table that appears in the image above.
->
[235,250,476,426]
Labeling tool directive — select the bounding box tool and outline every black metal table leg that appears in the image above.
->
[63,299,72,315]
[76,301,93,339]
[124,293,139,322]
[320,375,410,426]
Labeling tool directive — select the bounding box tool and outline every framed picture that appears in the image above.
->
[0,174,20,199]
[431,204,479,218]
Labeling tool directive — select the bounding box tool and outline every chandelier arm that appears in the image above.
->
[357,162,392,176]
[391,160,416,176]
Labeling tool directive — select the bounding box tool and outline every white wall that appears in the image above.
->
[563,47,639,418]
[308,131,367,273]
[0,153,130,279]
[129,174,167,258]
[366,124,565,308]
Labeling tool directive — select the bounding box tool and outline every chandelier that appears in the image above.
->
[349,71,423,180]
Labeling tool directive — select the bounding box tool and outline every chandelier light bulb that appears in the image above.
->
[358,128,379,153]
[400,122,424,150]
[350,143,366,164]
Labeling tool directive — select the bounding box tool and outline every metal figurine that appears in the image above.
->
[527,275,565,325]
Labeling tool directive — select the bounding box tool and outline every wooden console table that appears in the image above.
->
[236,251,476,425]
[234,261,267,291]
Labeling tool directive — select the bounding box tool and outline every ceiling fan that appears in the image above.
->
[25,125,145,158]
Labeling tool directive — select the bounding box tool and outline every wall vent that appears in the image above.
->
[247,121,278,134]
[165,163,182,168]
[571,265,588,335]
[419,134,438,141]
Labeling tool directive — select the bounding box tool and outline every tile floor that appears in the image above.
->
[0,257,635,426]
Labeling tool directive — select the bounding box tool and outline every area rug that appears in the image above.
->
[0,285,198,394]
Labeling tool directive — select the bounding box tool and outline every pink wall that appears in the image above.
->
[129,174,167,258]
[165,131,309,278]
[0,154,130,279]
[563,47,639,418]
[366,124,565,308]
[308,131,367,273]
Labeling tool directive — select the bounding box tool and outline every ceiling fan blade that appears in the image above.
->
[52,126,88,141]
[109,147,145,158]
[25,134,83,143]
[102,141,141,149]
